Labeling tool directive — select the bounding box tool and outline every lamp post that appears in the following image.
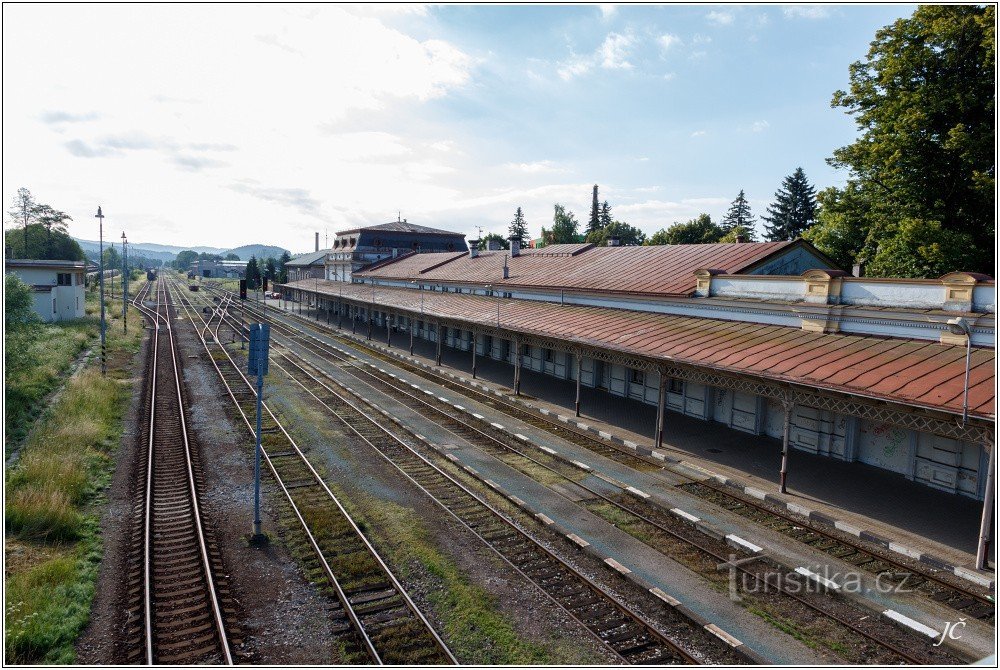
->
[947,317,973,427]
[121,231,128,334]
[96,207,106,376]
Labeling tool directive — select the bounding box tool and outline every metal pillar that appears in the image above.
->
[436,323,443,365]
[779,400,793,494]
[386,313,391,347]
[575,352,582,417]
[352,304,357,334]
[253,367,263,537]
[338,299,343,329]
[409,317,415,356]
[326,299,330,325]
[514,340,522,396]
[367,307,373,341]
[654,375,666,448]
[472,333,477,379]
[976,438,995,570]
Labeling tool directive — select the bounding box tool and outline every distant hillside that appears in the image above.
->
[73,238,224,262]
[223,244,290,261]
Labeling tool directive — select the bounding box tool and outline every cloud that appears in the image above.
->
[558,32,636,80]
[691,130,706,137]
[64,139,114,158]
[750,120,770,133]
[706,10,734,25]
[662,72,676,81]
[188,141,238,152]
[228,180,324,216]
[39,110,99,124]
[783,6,832,20]
[658,33,680,52]
[504,160,566,174]
[172,154,228,171]
[598,4,617,19]
[255,33,301,55]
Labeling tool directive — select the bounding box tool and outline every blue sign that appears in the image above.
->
[248,323,270,376]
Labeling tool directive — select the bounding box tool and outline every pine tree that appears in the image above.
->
[720,189,756,235]
[508,207,529,247]
[587,184,601,235]
[599,201,612,229]
[761,167,817,241]
[246,255,260,290]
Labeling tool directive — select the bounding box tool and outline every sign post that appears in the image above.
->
[248,323,270,539]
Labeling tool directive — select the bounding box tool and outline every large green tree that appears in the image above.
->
[174,249,199,271]
[720,189,756,234]
[585,220,646,246]
[3,223,84,261]
[508,207,529,247]
[646,214,723,245]
[546,204,580,244]
[762,168,817,241]
[827,4,995,275]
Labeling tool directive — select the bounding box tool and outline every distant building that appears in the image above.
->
[5,259,87,322]
[324,220,467,283]
[285,250,327,282]
[189,259,247,279]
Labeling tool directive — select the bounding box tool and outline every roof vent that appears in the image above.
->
[503,254,509,279]
[735,234,747,243]
[470,240,479,258]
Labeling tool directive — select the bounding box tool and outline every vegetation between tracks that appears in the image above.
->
[4,290,143,663]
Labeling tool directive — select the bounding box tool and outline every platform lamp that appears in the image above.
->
[949,317,994,570]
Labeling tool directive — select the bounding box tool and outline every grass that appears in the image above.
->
[4,289,144,663]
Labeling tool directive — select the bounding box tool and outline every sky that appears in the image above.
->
[2,3,916,253]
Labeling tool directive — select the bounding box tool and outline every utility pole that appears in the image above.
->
[96,207,106,376]
[121,231,128,334]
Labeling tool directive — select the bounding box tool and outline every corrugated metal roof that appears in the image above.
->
[358,241,797,296]
[285,279,995,419]
[285,251,328,267]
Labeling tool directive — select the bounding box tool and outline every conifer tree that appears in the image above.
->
[761,167,817,241]
[587,184,601,235]
[599,201,612,229]
[246,255,261,290]
[508,207,529,247]
[720,189,756,235]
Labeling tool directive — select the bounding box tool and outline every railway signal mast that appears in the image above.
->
[248,323,270,540]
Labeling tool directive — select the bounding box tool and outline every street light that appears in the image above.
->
[947,317,972,427]
[96,207,106,376]
[121,231,128,334]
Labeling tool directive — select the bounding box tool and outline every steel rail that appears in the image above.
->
[222,292,962,664]
[226,290,994,615]
[170,277,456,665]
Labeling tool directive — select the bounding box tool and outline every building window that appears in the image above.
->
[668,378,684,394]
[57,273,72,286]
[630,369,645,385]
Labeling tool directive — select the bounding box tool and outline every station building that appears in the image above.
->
[325,220,468,283]
[280,240,995,506]
[5,259,87,322]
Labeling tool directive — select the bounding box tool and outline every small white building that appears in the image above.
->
[5,259,87,322]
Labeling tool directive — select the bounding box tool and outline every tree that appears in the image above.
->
[225,253,240,261]
[585,220,646,246]
[5,274,40,384]
[547,204,580,244]
[245,255,261,290]
[264,257,278,282]
[277,250,292,284]
[508,207,529,247]
[829,4,995,274]
[867,218,974,279]
[8,187,36,254]
[761,168,817,241]
[587,184,601,235]
[174,249,199,271]
[720,189,756,234]
[801,185,871,270]
[3,224,85,261]
[599,201,612,229]
[478,233,510,250]
[646,214,723,245]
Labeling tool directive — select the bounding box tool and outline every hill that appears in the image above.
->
[222,244,290,261]
[73,238,224,262]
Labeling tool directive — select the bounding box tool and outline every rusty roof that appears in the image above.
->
[357,241,799,296]
[285,279,995,420]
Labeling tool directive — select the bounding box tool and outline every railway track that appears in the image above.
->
[224,290,995,626]
[169,278,456,665]
[198,318,721,663]
[228,297,967,664]
[126,279,234,664]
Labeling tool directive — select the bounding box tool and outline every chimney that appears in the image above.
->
[607,235,621,247]
[470,240,480,258]
[510,238,520,257]
[315,232,320,251]
[486,238,501,251]
[852,261,865,277]
[735,234,747,243]
[503,254,509,279]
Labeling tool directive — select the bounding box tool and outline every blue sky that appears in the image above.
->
[2,4,915,251]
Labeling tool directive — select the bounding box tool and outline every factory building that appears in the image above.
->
[325,220,467,283]
[189,259,248,279]
[280,240,994,504]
